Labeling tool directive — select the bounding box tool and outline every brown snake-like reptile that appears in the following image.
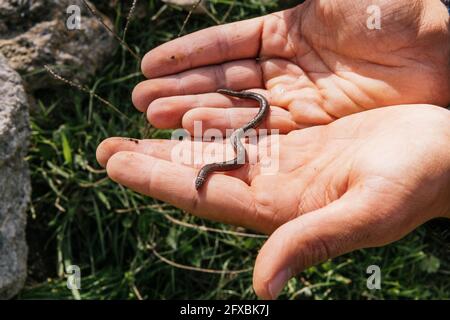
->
[195,89,270,190]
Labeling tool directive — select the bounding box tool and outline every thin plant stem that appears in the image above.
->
[163,212,267,239]
[123,0,138,41]
[81,0,141,62]
[44,65,129,120]
[221,0,236,24]
[178,0,203,37]
[148,245,253,275]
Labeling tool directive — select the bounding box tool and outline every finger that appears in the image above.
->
[147,90,266,129]
[132,60,263,112]
[96,137,180,168]
[97,137,257,182]
[182,107,301,135]
[97,137,230,168]
[141,17,264,78]
[253,191,371,299]
[106,151,260,229]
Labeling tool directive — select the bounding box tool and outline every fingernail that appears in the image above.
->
[268,268,291,299]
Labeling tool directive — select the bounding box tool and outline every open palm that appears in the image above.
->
[132,0,450,133]
[97,105,450,299]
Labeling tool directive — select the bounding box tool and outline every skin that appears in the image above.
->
[195,90,270,190]
[97,105,450,299]
[99,0,450,299]
[132,0,450,133]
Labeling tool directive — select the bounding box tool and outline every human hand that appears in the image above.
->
[132,0,450,134]
[97,105,450,299]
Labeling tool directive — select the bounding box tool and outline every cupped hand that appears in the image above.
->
[132,0,450,134]
[97,105,450,299]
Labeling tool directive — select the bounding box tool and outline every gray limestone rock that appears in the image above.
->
[0,0,116,90]
[0,53,30,299]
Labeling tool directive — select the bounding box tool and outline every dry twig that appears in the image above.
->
[148,245,253,275]
[81,0,141,61]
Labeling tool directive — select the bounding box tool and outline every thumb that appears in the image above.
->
[253,192,372,299]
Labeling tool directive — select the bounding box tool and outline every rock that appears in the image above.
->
[0,53,30,299]
[0,0,116,90]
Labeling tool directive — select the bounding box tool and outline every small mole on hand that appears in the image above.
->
[125,138,139,144]
[170,55,176,60]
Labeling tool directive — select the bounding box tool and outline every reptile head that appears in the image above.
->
[195,177,206,190]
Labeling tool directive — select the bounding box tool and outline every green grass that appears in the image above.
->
[20,0,450,300]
